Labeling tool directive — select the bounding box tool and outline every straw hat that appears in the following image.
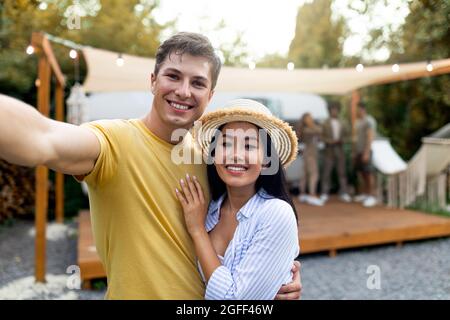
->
[193,99,298,167]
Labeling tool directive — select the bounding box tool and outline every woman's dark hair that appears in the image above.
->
[206,124,299,221]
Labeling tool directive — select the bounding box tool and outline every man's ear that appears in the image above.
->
[150,73,156,94]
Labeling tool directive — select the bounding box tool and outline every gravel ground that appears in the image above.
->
[299,238,450,299]
[0,219,105,300]
[0,219,449,300]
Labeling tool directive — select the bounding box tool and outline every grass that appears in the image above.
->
[407,200,450,218]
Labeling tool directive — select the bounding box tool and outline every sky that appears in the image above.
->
[153,0,411,63]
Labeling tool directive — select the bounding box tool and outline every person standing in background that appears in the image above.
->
[353,102,377,207]
[297,113,323,206]
[320,102,352,203]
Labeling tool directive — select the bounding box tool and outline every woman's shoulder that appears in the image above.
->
[256,191,297,225]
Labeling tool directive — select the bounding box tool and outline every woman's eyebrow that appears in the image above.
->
[222,134,258,140]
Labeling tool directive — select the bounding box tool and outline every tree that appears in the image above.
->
[288,0,347,68]
[74,0,164,57]
[360,0,450,159]
[0,0,167,219]
[256,53,288,68]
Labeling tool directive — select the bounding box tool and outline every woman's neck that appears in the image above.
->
[224,185,257,215]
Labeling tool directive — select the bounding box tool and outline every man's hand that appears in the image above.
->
[275,260,302,300]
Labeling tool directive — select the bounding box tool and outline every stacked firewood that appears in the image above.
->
[0,159,35,223]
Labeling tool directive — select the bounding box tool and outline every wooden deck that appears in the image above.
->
[297,197,450,256]
[77,200,450,284]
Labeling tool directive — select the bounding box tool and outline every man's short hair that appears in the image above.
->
[154,32,222,90]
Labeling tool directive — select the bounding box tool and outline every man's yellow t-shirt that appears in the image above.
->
[80,118,208,299]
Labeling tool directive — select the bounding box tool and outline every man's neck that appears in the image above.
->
[141,112,188,145]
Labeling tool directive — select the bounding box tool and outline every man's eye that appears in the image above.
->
[193,81,206,88]
[167,74,178,80]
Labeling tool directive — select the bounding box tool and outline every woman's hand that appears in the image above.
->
[175,174,208,236]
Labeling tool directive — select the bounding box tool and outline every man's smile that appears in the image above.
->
[167,99,194,111]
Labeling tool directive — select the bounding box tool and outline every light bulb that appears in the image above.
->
[69,49,78,59]
[26,45,34,55]
[392,64,400,73]
[116,54,124,67]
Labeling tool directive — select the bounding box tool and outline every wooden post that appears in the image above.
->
[31,32,66,282]
[35,54,51,283]
[55,84,65,224]
[350,90,360,144]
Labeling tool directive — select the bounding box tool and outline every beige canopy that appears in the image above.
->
[81,47,450,95]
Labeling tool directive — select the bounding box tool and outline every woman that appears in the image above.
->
[296,112,323,206]
[175,99,299,300]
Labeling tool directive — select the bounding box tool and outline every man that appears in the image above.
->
[353,102,377,207]
[320,102,351,203]
[0,32,301,299]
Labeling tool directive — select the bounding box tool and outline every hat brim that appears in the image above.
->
[193,109,298,167]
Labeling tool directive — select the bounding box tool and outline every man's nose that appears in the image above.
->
[175,79,191,99]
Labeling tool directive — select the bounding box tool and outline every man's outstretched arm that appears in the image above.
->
[0,94,100,175]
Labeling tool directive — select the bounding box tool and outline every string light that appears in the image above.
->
[38,2,48,10]
[116,53,124,67]
[392,63,400,73]
[356,63,364,72]
[69,49,78,59]
[287,62,295,71]
[426,61,433,72]
[26,45,34,55]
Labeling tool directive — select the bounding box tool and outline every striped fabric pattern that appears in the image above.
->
[200,188,299,300]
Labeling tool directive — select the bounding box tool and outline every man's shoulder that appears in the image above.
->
[84,118,136,130]
[82,119,140,138]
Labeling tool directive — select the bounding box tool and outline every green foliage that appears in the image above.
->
[74,0,163,56]
[63,176,90,218]
[210,19,249,67]
[407,198,450,218]
[288,0,348,68]
[256,53,288,68]
[0,0,165,104]
[360,0,450,160]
